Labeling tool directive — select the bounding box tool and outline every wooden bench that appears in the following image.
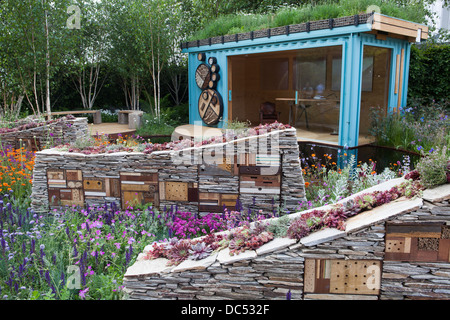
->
[44,110,102,124]
[118,110,144,129]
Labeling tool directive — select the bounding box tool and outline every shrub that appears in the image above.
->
[415,146,448,188]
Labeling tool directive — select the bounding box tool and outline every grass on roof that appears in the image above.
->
[189,0,429,41]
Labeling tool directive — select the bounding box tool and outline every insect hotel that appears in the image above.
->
[180,12,428,148]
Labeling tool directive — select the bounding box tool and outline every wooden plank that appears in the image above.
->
[221,194,238,206]
[438,239,450,262]
[239,187,280,195]
[59,189,73,201]
[188,188,199,202]
[198,205,222,213]
[387,223,443,238]
[159,182,166,200]
[397,48,405,109]
[373,14,428,38]
[110,179,121,198]
[120,183,151,192]
[394,54,400,95]
[122,191,144,209]
[120,173,158,182]
[304,259,316,293]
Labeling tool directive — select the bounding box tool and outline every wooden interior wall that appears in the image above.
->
[229,47,342,130]
[359,46,391,135]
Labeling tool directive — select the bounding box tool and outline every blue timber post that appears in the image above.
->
[340,33,363,149]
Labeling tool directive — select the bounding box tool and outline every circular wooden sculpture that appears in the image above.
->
[210,64,220,73]
[208,57,217,65]
[195,63,211,90]
[197,52,206,61]
[198,89,223,125]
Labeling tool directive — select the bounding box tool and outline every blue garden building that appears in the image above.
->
[180,12,428,148]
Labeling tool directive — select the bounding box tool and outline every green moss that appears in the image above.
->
[188,0,428,41]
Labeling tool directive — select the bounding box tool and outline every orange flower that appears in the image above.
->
[305,181,310,188]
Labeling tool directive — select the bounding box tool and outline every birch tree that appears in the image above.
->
[0,0,74,118]
[69,0,109,110]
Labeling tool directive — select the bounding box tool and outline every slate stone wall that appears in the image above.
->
[122,185,450,300]
[30,128,306,215]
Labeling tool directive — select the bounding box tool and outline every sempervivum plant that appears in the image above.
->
[188,242,213,260]
[166,239,192,266]
[226,223,274,255]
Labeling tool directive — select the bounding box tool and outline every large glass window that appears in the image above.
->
[294,46,342,137]
[359,46,391,138]
[229,45,343,144]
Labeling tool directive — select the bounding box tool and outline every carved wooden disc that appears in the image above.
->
[198,89,223,125]
[195,63,211,90]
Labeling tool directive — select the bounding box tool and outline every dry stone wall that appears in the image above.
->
[0,117,88,151]
[122,182,450,300]
[30,128,306,215]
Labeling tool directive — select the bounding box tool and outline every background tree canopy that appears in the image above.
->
[0,0,446,121]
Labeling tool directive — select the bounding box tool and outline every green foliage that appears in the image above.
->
[189,0,429,41]
[267,214,291,237]
[369,101,450,156]
[409,43,450,103]
[415,146,448,188]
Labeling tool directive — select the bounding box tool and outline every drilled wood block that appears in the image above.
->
[330,260,381,295]
[385,236,411,253]
[239,166,261,175]
[71,189,83,202]
[304,259,316,293]
[165,182,188,201]
[83,178,104,191]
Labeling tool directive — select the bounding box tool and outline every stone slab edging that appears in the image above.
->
[422,183,450,203]
[125,180,448,279]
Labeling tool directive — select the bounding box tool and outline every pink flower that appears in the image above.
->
[79,287,89,299]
